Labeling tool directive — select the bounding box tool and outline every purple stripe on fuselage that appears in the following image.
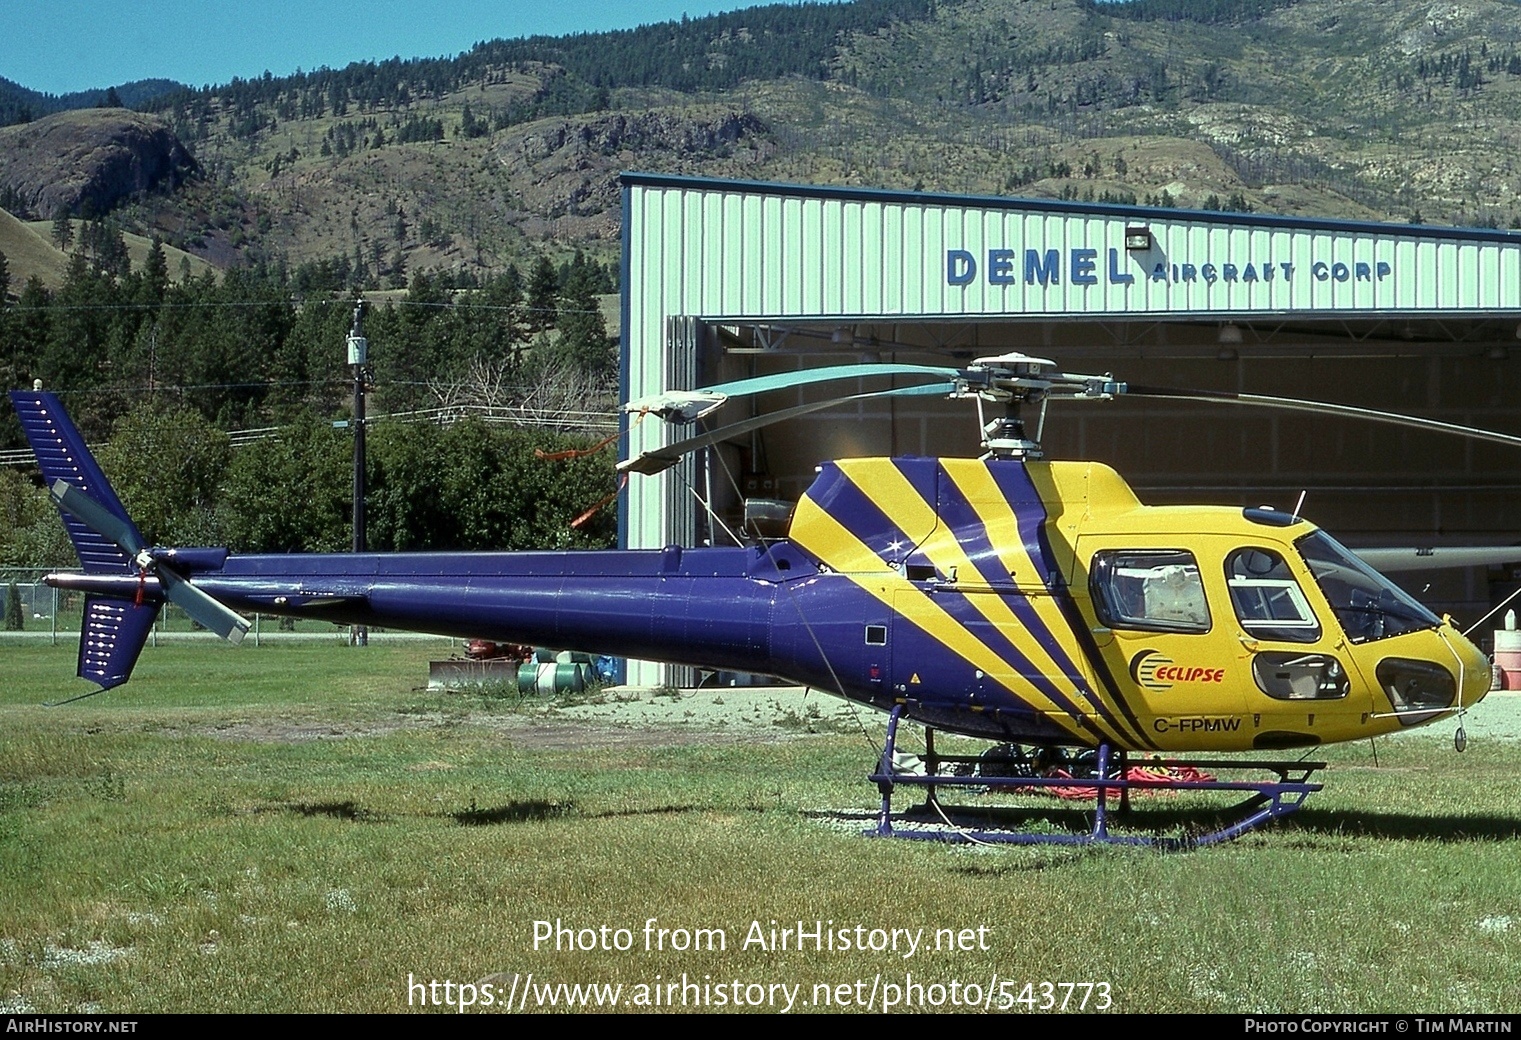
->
[822,459,1091,721]
[931,460,1072,666]
[983,460,1159,750]
[802,464,1065,717]
[982,458,1053,578]
[807,462,926,567]
[927,462,1134,739]
[870,459,1095,726]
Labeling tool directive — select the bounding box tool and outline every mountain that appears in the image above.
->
[0,207,67,288]
[4,0,1520,283]
[0,109,197,221]
[0,77,187,126]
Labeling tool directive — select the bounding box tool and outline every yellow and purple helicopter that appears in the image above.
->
[10,352,1511,847]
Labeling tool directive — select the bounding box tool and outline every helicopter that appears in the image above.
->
[8,352,1512,847]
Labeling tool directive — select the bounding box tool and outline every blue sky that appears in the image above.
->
[5,1,806,95]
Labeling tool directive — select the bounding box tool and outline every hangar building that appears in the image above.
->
[616,173,1521,689]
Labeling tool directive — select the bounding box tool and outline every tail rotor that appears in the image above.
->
[49,478,250,645]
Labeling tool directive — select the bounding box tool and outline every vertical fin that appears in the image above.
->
[10,391,142,574]
[78,595,159,690]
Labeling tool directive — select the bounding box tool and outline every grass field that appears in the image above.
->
[3,639,1521,1014]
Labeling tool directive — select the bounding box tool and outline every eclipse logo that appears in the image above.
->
[1131,650,1225,691]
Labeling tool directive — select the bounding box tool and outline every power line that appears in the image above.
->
[33,375,618,396]
[1,402,618,468]
[5,298,603,315]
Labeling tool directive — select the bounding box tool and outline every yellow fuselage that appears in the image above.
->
[1033,459,1490,752]
[788,456,1490,753]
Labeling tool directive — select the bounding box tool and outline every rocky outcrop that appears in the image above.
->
[496,108,771,234]
[0,109,197,218]
[513,110,768,164]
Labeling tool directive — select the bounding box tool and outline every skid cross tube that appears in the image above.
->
[867,706,1324,848]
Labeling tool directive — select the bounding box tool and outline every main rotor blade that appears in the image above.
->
[1355,546,1521,572]
[619,382,956,475]
[626,363,959,421]
[50,480,145,556]
[696,363,961,400]
[156,568,250,645]
[1123,386,1521,451]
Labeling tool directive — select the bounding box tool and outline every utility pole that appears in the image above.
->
[347,301,368,647]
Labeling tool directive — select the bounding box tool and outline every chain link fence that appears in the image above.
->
[0,567,449,646]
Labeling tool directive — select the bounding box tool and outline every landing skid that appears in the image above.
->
[866,706,1324,848]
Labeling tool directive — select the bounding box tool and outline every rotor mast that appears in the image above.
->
[955,353,1122,460]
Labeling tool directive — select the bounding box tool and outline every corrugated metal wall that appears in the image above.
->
[620,175,1521,687]
[627,180,1521,328]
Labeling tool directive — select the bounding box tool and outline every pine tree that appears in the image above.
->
[4,581,23,631]
[51,213,73,252]
[459,102,487,138]
[526,255,559,333]
[141,238,168,303]
[554,251,613,374]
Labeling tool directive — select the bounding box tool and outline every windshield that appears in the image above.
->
[1295,531,1442,643]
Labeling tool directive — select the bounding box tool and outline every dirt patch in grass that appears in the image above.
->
[488,686,871,747]
[190,717,426,744]
[444,685,870,749]
[486,721,765,750]
[171,686,872,750]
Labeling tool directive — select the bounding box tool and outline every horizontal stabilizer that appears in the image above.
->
[78,595,159,690]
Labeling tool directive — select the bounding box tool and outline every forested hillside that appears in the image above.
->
[0,234,619,563]
[11,0,1521,285]
[0,76,184,127]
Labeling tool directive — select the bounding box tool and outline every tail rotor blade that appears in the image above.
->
[50,480,145,556]
[50,479,249,645]
[157,568,250,645]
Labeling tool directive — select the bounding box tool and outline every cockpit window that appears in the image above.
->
[1225,548,1321,643]
[1295,531,1441,643]
[1091,550,1211,633]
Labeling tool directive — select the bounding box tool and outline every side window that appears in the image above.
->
[1225,548,1321,643]
[1252,652,1349,700]
[1091,550,1211,633]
